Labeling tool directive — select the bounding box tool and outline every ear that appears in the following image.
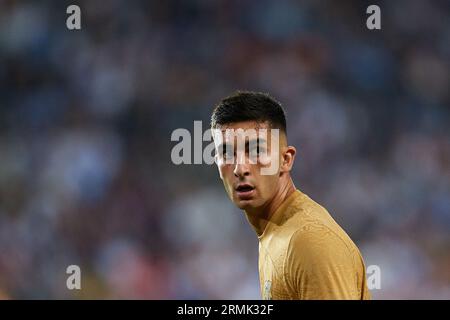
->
[280,146,296,173]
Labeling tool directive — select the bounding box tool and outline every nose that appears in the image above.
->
[233,162,250,178]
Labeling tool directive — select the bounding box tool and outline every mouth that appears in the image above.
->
[235,184,255,199]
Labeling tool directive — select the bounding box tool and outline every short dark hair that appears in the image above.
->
[211,91,287,133]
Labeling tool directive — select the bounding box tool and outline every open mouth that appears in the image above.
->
[235,184,255,198]
[236,185,254,192]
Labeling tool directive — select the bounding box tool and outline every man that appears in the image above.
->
[210,91,371,300]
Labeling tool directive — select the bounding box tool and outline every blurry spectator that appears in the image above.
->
[0,0,449,299]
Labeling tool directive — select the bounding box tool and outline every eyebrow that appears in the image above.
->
[249,138,267,145]
[217,138,267,151]
[217,143,232,152]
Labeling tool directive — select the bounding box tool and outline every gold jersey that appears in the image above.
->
[258,189,371,300]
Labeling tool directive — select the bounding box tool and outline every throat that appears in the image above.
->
[244,182,296,237]
[244,208,271,237]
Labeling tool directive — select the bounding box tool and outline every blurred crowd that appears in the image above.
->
[0,0,449,299]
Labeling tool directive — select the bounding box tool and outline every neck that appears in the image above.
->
[244,177,296,237]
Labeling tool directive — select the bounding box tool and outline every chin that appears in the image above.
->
[234,199,257,210]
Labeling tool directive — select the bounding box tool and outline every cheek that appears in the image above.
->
[217,162,226,179]
[258,174,278,195]
[258,150,281,167]
[258,154,271,166]
[222,175,235,199]
[218,164,232,182]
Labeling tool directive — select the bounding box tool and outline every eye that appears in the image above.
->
[249,145,259,155]
[221,146,234,159]
[248,142,265,162]
[249,141,265,155]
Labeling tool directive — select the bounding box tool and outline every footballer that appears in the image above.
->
[211,91,371,300]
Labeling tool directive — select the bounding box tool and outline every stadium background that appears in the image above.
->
[0,0,449,299]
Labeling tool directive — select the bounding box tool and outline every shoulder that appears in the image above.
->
[283,223,365,299]
[285,192,358,258]
[285,222,356,268]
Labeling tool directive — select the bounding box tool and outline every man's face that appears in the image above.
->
[214,121,285,211]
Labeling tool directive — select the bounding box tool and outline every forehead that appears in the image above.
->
[217,121,271,132]
[213,121,278,144]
